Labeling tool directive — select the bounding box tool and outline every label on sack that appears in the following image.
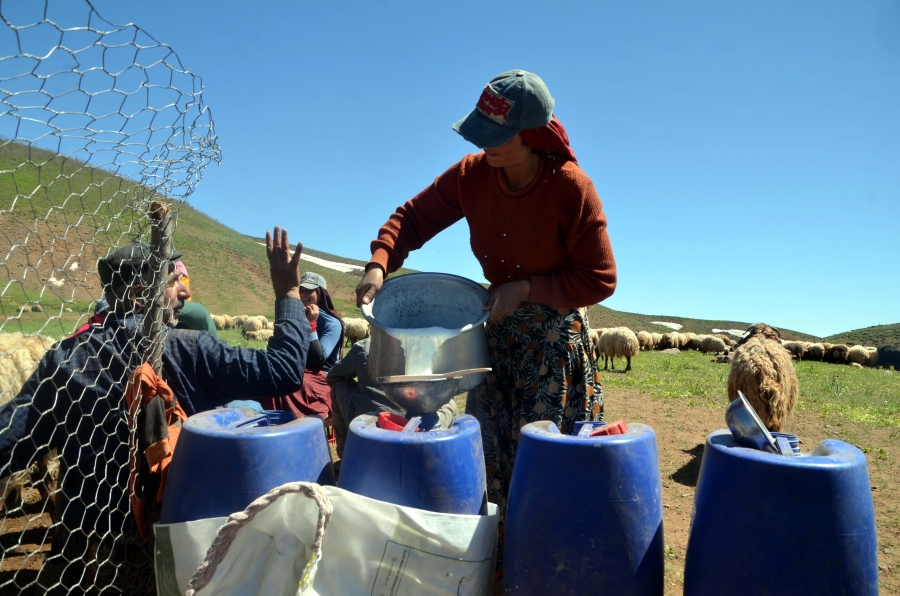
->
[373,540,492,596]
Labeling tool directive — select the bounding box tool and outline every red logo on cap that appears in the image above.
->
[476,84,514,124]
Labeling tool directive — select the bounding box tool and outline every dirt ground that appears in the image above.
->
[609,386,898,595]
[2,387,896,595]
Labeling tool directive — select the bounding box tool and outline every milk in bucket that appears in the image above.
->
[385,324,474,375]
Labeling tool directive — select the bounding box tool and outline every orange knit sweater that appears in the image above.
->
[369,153,617,309]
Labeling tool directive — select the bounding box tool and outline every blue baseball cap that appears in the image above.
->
[452,70,555,149]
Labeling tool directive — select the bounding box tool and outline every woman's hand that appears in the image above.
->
[305,304,320,322]
[483,280,531,321]
[356,265,385,307]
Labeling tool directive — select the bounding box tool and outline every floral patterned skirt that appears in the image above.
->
[470,303,604,562]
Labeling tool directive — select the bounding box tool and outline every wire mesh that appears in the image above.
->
[0,0,219,593]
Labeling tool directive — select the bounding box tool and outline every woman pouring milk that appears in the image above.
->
[356,69,617,569]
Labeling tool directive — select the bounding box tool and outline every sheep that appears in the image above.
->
[0,333,59,514]
[242,316,264,332]
[242,329,274,342]
[211,315,228,330]
[258,316,269,327]
[636,331,653,351]
[847,345,870,367]
[18,305,32,314]
[683,335,704,351]
[727,323,798,432]
[658,333,680,350]
[649,333,663,350]
[783,341,808,361]
[597,327,640,372]
[233,315,248,328]
[877,346,900,371]
[805,343,825,361]
[1,333,57,403]
[701,335,727,355]
[266,321,275,330]
[824,344,850,365]
[219,314,233,330]
[713,334,737,347]
[864,347,879,368]
[850,362,863,369]
[343,317,370,346]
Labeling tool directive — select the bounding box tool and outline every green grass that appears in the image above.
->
[601,350,900,428]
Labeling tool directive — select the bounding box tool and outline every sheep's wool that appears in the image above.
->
[384,326,460,375]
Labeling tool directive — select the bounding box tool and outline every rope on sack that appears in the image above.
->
[184,482,333,595]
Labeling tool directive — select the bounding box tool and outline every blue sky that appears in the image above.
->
[88,0,898,337]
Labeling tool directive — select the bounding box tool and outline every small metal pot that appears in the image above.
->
[362,272,490,393]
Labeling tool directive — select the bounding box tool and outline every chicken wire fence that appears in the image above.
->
[0,0,219,593]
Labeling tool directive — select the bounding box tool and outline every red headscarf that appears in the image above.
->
[519,114,578,164]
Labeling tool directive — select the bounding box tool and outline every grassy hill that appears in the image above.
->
[825,324,900,348]
[2,139,896,343]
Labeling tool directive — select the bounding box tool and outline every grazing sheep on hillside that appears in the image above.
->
[242,328,274,342]
[821,342,834,354]
[805,343,825,361]
[824,344,850,365]
[597,327,640,372]
[727,323,798,432]
[783,341,808,361]
[242,316,264,332]
[343,317,370,346]
[649,333,663,350]
[219,314,233,330]
[683,335,704,351]
[713,334,737,347]
[211,315,227,330]
[258,316,269,327]
[864,347,878,368]
[701,335,727,354]
[877,346,900,371]
[847,345,870,367]
[636,331,653,351]
[658,333,680,350]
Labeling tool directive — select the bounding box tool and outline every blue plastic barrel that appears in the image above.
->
[338,413,487,514]
[684,429,879,595]
[160,409,335,524]
[505,421,664,595]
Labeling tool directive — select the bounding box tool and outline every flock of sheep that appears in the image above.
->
[587,328,735,372]
[210,314,371,346]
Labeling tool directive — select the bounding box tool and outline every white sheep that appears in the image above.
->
[597,327,640,372]
[701,335,727,355]
[242,329,274,342]
[0,333,59,513]
[848,345,879,367]
[343,317,370,346]
[636,331,653,351]
[242,316,263,332]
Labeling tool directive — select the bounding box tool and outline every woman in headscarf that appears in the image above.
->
[355,70,617,573]
[263,272,344,420]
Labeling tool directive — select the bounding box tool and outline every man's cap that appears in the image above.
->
[299,272,326,290]
[452,70,554,149]
[97,242,183,287]
[94,297,110,315]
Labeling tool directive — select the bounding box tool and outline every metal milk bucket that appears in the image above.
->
[361,272,490,393]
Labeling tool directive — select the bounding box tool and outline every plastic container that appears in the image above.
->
[505,421,664,595]
[684,429,879,595]
[160,409,335,524]
[338,413,487,514]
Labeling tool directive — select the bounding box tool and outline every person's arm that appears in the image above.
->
[358,160,467,306]
[529,177,617,308]
[325,342,362,387]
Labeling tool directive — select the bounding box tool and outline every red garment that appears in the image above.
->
[519,115,577,164]
[369,154,616,309]
[261,369,332,420]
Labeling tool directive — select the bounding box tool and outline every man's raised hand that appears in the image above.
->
[266,226,303,300]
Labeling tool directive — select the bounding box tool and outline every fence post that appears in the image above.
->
[142,200,174,374]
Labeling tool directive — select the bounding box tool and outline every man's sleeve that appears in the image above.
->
[0,360,58,476]
[174,297,310,405]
